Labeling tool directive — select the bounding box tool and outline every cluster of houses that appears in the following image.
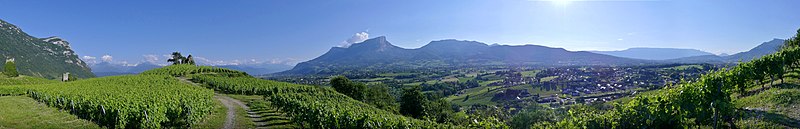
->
[483,66,710,106]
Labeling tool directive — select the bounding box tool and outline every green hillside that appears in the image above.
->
[1,64,461,128]
[0,74,214,128]
[143,64,459,128]
[0,19,94,79]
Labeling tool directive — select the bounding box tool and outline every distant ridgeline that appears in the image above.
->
[279,36,785,76]
[279,36,650,75]
[0,19,94,79]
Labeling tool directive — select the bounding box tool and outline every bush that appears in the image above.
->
[4,61,19,77]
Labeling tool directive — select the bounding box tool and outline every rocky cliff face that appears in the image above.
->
[0,19,94,79]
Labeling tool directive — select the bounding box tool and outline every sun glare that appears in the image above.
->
[552,0,572,6]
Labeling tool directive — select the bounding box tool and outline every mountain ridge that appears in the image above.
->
[668,38,786,63]
[280,36,650,75]
[0,19,94,79]
[590,47,716,60]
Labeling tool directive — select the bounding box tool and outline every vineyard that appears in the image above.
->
[1,75,215,128]
[188,74,458,128]
[538,30,800,128]
[141,64,248,77]
[0,76,58,85]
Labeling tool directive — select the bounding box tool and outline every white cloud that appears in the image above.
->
[81,56,97,64]
[338,31,369,48]
[82,56,96,60]
[101,55,113,62]
[140,54,171,66]
[143,54,160,64]
[617,38,624,41]
[269,58,300,65]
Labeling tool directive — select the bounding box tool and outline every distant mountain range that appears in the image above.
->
[666,38,786,63]
[90,62,162,77]
[278,37,787,76]
[217,63,293,75]
[91,62,292,77]
[0,19,94,79]
[590,48,716,60]
[278,37,651,75]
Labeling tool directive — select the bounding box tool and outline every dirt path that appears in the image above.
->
[177,77,239,129]
[214,95,237,129]
[177,77,270,128]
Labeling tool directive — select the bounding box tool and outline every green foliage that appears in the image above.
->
[18,75,214,128]
[328,76,399,114]
[0,96,102,129]
[3,61,18,77]
[424,99,456,123]
[401,85,427,119]
[330,76,366,101]
[190,75,458,128]
[509,104,555,129]
[363,83,400,114]
[0,76,58,85]
[0,76,58,96]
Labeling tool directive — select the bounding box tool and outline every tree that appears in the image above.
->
[400,85,426,118]
[330,76,365,101]
[510,104,555,129]
[185,55,196,65]
[425,99,456,123]
[167,52,185,65]
[4,60,19,77]
[363,83,399,114]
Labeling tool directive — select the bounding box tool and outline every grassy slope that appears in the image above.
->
[192,97,227,129]
[0,76,58,85]
[0,96,101,129]
[734,69,800,128]
[227,94,297,128]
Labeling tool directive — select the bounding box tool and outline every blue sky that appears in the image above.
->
[2,0,799,66]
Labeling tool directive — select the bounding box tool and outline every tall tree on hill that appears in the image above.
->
[185,55,196,65]
[4,59,19,77]
[401,85,426,118]
[168,52,185,65]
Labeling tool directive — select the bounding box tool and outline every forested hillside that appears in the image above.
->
[0,19,93,79]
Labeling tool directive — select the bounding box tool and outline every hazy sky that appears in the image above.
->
[2,0,799,66]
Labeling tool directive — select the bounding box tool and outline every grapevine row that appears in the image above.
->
[141,64,248,77]
[20,75,215,128]
[190,75,459,128]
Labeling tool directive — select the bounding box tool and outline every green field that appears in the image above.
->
[540,76,559,82]
[521,70,540,77]
[0,96,101,129]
